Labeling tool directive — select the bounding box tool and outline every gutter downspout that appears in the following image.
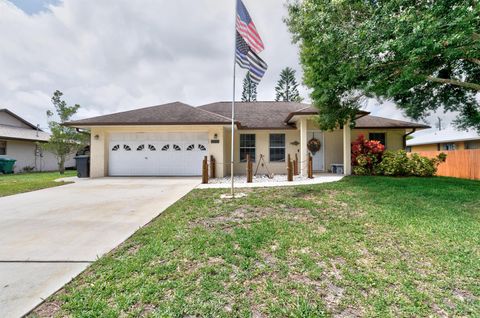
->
[403,129,416,150]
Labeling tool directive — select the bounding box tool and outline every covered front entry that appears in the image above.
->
[108,132,209,176]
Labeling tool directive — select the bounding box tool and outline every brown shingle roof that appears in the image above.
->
[66,102,232,126]
[198,101,309,129]
[66,101,429,130]
[354,115,430,129]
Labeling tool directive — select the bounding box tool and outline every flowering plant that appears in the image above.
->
[351,134,385,175]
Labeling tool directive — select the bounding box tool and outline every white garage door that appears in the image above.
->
[109,132,209,176]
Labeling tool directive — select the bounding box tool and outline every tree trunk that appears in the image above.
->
[59,157,66,175]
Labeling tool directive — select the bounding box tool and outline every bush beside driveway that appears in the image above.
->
[32,176,480,317]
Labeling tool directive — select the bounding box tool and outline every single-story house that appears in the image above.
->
[66,101,429,178]
[0,108,75,173]
[407,129,480,152]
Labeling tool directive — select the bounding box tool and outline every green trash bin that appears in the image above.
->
[0,157,16,174]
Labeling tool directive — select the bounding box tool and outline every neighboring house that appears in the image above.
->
[407,129,480,152]
[66,101,429,178]
[0,109,75,173]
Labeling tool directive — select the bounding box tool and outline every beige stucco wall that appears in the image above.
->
[89,125,226,178]
[411,140,480,152]
[224,129,301,176]
[0,140,75,173]
[89,122,409,177]
[411,144,439,152]
[352,129,405,151]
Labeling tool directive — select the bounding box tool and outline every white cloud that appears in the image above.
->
[0,0,307,129]
[0,0,456,132]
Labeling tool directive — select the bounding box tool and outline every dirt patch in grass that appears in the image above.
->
[31,300,63,317]
[190,205,319,233]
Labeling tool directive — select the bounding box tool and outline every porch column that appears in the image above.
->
[300,118,308,176]
[343,123,352,176]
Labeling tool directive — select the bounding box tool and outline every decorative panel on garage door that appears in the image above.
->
[109,133,208,176]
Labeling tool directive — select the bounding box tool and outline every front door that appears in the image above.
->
[307,131,324,171]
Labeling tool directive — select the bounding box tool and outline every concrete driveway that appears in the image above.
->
[0,177,200,317]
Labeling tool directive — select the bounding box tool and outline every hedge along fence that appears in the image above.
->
[413,149,480,180]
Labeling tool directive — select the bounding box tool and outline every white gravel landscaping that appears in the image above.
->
[197,174,344,189]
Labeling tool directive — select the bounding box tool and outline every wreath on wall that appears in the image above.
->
[307,137,322,155]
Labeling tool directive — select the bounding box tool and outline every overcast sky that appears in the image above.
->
[1,0,454,133]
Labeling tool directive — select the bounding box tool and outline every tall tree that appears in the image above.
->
[275,67,302,102]
[242,73,257,102]
[286,1,480,131]
[43,90,89,174]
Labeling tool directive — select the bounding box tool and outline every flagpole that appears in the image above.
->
[231,0,238,196]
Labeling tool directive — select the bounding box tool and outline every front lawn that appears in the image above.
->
[0,171,76,197]
[33,177,479,317]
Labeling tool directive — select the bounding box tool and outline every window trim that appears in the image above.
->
[269,133,286,162]
[239,134,256,162]
[0,140,6,155]
[369,132,387,147]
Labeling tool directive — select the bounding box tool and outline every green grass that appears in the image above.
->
[32,177,479,317]
[0,171,76,197]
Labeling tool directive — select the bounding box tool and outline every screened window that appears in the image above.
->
[0,141,6,155]
[369,133,386,146]
[269,134,285,162]
[240,134,256,162]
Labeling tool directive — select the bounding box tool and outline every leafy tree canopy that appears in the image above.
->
[286,0,480,131]
[43,90,89,174]
[242,73,258,102]
[275,67,303,102]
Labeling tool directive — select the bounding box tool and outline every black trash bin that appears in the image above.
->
[75,155,90,178]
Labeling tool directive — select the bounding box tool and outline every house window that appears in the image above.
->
[240,134,256,162]
[269,134,285,162]
[465,141,480,149]
[442,143,456,151]
[369,133,386,146]
[0,141,6,155]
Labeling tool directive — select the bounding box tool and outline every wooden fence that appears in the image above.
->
[413,149,480,180]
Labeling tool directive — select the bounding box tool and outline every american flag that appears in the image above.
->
[236,0,265,54]
[235,0,267,84]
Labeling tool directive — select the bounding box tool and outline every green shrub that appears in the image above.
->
[353,166,370,176]
[377,150,447,177]
[377,150,411,176]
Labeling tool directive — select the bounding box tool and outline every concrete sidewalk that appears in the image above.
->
[197,174,344,189]
[0,177,199,317]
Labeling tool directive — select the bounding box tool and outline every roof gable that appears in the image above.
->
[199,101,309,129]
[0,109,39,130]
